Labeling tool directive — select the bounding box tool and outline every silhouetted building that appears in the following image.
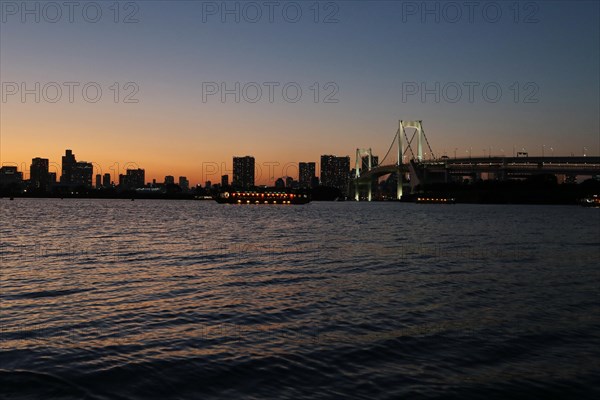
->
[221,174,229,187]
[103,173,111,187]
[126,169,145,189]
[164,175,175,185]
[361,155,379,171]
[205,181,212,189]
[30,157,49,191]
[72,162,93,187]
[96,174,102,189]
[321,155,350,194]
[61,149,76,184]
[285,176,294,188]
[299,162,316,188]
[275,178,285,188]
[233,156,255,189]
[0,166,23,186]
[179,176,189,191]
[311,176,320,188]
[48,172,57,185]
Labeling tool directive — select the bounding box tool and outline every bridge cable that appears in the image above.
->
[422,129,436,160]
[405,131,416,161]
[379,130,398,166]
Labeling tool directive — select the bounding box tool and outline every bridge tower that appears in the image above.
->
[397,120,429,198]
[355,148,373,201]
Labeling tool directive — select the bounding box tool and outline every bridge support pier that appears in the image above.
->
[396,120,404,200]
[397,168,403,200]
[354,180,373,201]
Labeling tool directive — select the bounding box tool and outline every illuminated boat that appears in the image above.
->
[580,195,600,207]
[214,191,311,205]
[416,196,456,204]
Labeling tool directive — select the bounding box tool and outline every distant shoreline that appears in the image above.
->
[2,194,595,206]
[2,177,599,205]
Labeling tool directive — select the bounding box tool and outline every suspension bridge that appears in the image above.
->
[353,120,600,201]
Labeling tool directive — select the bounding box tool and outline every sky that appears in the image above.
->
[1,0,598,185]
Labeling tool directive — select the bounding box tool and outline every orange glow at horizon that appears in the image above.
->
[2,99,598,186]
[0,102,351,186]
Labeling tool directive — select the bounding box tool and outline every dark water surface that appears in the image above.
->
[1,199,599,399]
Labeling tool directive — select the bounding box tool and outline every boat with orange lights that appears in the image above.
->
[214,191,311,205]
[415,196,456,204]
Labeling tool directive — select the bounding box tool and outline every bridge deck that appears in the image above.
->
[355,156,600,180]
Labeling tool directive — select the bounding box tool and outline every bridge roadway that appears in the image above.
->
[356,156,600,182]
[424,156,600,177]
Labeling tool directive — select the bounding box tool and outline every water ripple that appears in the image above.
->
[1,199,599,398]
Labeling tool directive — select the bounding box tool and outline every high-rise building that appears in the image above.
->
[103,173,111,187]
[221,174,229,187]
[30,157,49,191]
[95,174,102,189]
[60,149,77,184]
[205,181,212,189]
[320,155,350,194]
[0,166,23,186]
[72,162,93,187]
[361,155,379,171]
[164,175,175,185]
[126,169,145,189]
[233,156,255,189]
[299,162,316,188]
[179,176,189,191]
[275,178,285,188]
[48,172,57,185]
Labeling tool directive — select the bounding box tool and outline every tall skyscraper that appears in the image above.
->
[72,162,93,187]
[233,156,255,189]
[164,175,175,185]
[221,174,229,187]
[179,176,189,191]
[60,149,76,184]
[299,162,316,188]
[103,173,111,187]
[126,169,145,189]
[30,157,49,191]
[95,174,102,189]
[320,155,350,194]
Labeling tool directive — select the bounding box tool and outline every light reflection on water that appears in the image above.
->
[1,199,599,399]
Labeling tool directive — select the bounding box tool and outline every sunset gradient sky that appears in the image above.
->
[1,1,598,185]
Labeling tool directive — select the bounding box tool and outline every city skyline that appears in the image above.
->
[3,148,332,188]
[1,125,598,186]
[4,142,599,189]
